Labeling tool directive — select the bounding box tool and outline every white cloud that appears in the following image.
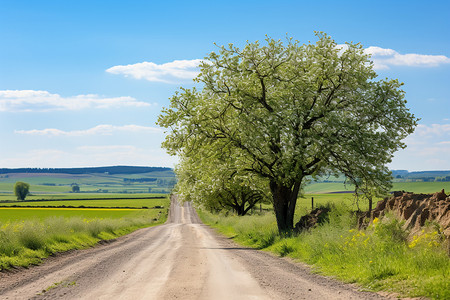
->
[106,59,204,83]
[413,123,450,136]
[401,124,450,146]
[77,145,138,152]
[15,124,162,137]
[364,46,450,70]
[390,123,450,170]
[0,90,151,112]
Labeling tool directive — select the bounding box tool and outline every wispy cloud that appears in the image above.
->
[391,123,450,170]
[413,123,450,136]
[337,45,450,70]
[106,59,204,83]
[364,46,450,70]
[77,145,138,151]
[0,90,151,112]
[15,124,162,137]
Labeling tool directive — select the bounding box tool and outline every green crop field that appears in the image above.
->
[0,183,168,194]
[0,193,167,202]
[0,196,170,222]
[391,181,450,193]
[304,182,354,193]
[0,207,164,222]
[0,198,168,208]
[0,182,70,193]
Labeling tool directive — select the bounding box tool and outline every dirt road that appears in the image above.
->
[0,199,385,299]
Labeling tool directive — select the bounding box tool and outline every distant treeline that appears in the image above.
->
[391,170,450,182]
[0,166,173,175]
[123,178,157,183]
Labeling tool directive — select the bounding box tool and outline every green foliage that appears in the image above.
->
[14,181,30,200]
[158,32,418,233]
[175,152,270,216]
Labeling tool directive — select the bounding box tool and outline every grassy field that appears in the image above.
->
[0,183,167,194]
[303,181,450,194]
[0,171,176,195]
[0,196,170,270]
[304,182,355,193]
[0,198,166,208]
[391,181,450,193]
[0,207,163,222]
[0,182,69,193]
[0,193,167,202]
[291,181,450,218]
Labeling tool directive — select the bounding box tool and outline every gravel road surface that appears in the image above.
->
[0,198,386,299]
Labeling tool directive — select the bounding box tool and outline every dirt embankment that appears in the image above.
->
[360,189,450,246]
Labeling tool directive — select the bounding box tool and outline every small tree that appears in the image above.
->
[72,184,80,193]
[14,182,30,200]
[175,151,270,216]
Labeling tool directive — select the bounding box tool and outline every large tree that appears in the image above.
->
[158,33,418,233]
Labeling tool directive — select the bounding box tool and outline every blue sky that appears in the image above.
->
[0,0,449,171]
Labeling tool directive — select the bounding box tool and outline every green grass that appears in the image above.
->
[0,196,170,222]
[391,181,450,193]
[296,193,366,216]
[0,207,163,222]
[0,198,168,209]
[0,182,69,193]
[0,197,170,270]
[199,199,450,299]
[303,181,450,194]
[304,182,355,193]
[0,193,167,202]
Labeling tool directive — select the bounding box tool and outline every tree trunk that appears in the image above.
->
[270,180,302,234]
[234,203,245,216]
[238,204,245,216]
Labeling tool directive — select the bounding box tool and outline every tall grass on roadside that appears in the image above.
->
[0,211,166,270]
[199,206,449,299]
[199,210,278,248]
